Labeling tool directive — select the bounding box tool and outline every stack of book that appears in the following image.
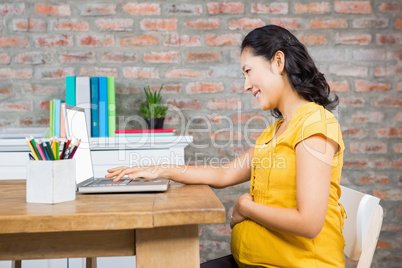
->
[115,129,176,138]
[49,100,66,138]
[65,76,116,138]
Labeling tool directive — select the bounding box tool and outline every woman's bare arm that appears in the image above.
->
[106,146,255,189]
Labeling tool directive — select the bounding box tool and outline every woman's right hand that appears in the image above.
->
[105,165,160,182]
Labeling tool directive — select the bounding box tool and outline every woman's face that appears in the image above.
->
[240,48,284,111]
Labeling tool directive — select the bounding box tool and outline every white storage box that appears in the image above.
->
[26,159,76,204]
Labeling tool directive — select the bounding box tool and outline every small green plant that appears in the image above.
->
[140,85,168,119]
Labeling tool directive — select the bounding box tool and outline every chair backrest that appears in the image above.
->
[339,185,383,267]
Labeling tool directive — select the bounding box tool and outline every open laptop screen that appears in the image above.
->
[64,105,94,184]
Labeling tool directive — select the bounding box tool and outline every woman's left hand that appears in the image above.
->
[230,193,253,229]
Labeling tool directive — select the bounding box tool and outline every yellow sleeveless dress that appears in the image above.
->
[231,102,346,268]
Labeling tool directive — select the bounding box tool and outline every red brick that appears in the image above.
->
[396,112,402,122]
[95,18,133,31]
[298,34,328,45]
[186,52,222,63]
[339,97,365,107]
[28,19,46,32]
[21,84,58,94]
[207,2,244,14]
[394,143,402,154]
[53,19,89,32]
[352,111,384,123]
[185,19,220,29]
[395,18,402,29]
[11,19,28,31]
[294,2,330,14]
[376,240,392,249]
[167,99,202,110]
[374,66,402,77]
[0,87,12,94]
[122,2,160,15]
[350,142,387,154]
[101,52,138,63]
[0,102,32,112]
[228,18,265,30]
[15,52,52,64]
[336,33,371,45]
[60,52,95,63]
[311,18,348,28]
[352,18,389,29]
[335,1,372,13]
[144,51,180,63]
[164,34,200,47]
[206,98,242,110]
[376,34,402,45]
[251,3,288,14]
[341,128,369,138]
[34,35,73,47]
[329,65,368,77]
[373,190,401,200]
[376,128,402,138]
[0,36,28,48]
[140,18,177,31]
[270,18,301,30]
[353,49,386,60]
[372,159,393,169]
[0,68,32,79]
[150,84,181,93]
[19,117,33,126]
[373,96,402,107]
[78,34,114,46]
[186,82,224,94]
[343,161,368,168]
[120,34,158,46]
[355,81,391,92]
[0,53,10,64]
[80,67,117,77]
[79,4,116,16]
[123,67,158,79]
[389,51,402,61]
[165,69,203,79]
[328,80,349,92]
[167,4,202,15]
[232,113,264,124]
[35,3,71,16]
[210,131,242,141]
[206,34,242,46]
[38,67,74,79]
[379,3,402,13]
[357,175,389,184]
[0,4,25,15]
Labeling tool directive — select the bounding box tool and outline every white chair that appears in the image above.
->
[339,185,384,268]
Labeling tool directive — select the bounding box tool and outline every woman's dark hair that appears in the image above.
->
[241,25,338,118]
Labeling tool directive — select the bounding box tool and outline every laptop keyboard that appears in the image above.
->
[86,178,165,187]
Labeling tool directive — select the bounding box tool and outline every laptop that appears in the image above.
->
[64,105,170,193]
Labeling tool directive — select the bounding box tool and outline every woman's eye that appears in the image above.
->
[245,69,250,74]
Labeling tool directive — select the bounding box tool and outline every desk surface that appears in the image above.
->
[0,180,226,234]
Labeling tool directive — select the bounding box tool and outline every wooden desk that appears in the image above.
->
[0,180,226,268]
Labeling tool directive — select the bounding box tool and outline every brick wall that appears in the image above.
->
[0,1,400,266]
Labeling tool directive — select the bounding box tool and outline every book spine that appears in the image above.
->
[98,76,108,137]
[75,77,92,137]
[54,99,61,137]
[65,76,76,106]
[90,77,100,138]
[49,100,54,137]
[107,77,116,137]
[60,102,66,138]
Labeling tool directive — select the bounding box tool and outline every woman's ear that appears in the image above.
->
[273,50,285,75]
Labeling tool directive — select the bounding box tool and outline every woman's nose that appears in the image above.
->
[244,77,252,92]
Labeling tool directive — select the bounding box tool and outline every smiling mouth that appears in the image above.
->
[253,90,261,99]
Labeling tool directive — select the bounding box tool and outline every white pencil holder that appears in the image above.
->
[26,159,76,204]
